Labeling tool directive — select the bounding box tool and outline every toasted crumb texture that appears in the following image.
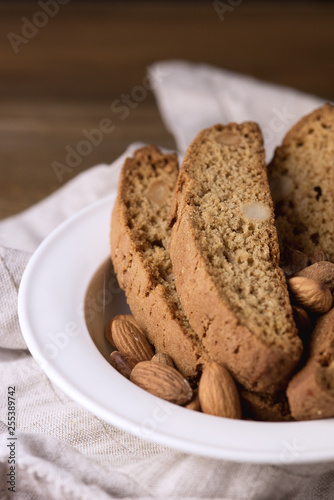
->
[183,126,292,342]
[120,150,178,307]
[268,103,334,262]
[287,308,334,420]
[169,123,302,392]
[120,148,191,331]
[110,146,209,378]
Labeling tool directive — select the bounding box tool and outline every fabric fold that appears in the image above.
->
[149,60,325,161]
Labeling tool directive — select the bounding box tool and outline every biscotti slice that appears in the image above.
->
[168,122,302,393]
[268,103,334,262]
[110,146,209,379]
[287,308,334,420]
[241,389,293,422]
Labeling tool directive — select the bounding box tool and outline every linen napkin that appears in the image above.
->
[1,60,333,500]
[151,60,325,162]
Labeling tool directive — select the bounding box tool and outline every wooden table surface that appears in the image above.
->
[1,1,333,220]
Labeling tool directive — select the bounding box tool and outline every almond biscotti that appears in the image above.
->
[268,103,334,262]
[287,308,334,420]
[241,389,292,422]
[110,146,209,379]
[168,122,302,393]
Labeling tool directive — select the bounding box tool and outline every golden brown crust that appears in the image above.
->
[110,146,209,379]
[268,103,334,262]
[282,103,333,147]
[169,123,302,393]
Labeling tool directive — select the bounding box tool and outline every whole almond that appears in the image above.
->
[110,351,136,379]
[151,353,174,368]
[105,315,139,345]
[281,247,309,278]
[112,314,139,327]
[310,249,328,264]
[288,276,333,313]
[198,361,241,419]
[130,361,193,405]
[296,261,334,291]
[111,319,154,363]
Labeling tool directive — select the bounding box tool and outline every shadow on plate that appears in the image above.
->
[84,258,130,361]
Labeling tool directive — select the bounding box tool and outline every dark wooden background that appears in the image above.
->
[1,1,334,220]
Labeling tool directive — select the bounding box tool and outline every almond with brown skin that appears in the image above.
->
[130,361,193,405]
[198,361,241,419]
[310,249,328,264]
[110,351,137,379]
[151,353,175,368]
[111,319,154,363]
[281,247,309,278]
[112,314,140,327]
[296,261,334,291]
[288,276,333,313]
[105,315,139,345]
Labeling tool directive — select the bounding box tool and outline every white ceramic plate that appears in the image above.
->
[18,194,334,464]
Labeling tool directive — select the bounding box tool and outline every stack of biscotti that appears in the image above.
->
[110,145,209,379]
[268,103,334,420]
[109,105,334,421]
[168,122,302,395]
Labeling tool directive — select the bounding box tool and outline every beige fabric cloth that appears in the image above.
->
[151,60,325,162]
[1,61,334,499]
